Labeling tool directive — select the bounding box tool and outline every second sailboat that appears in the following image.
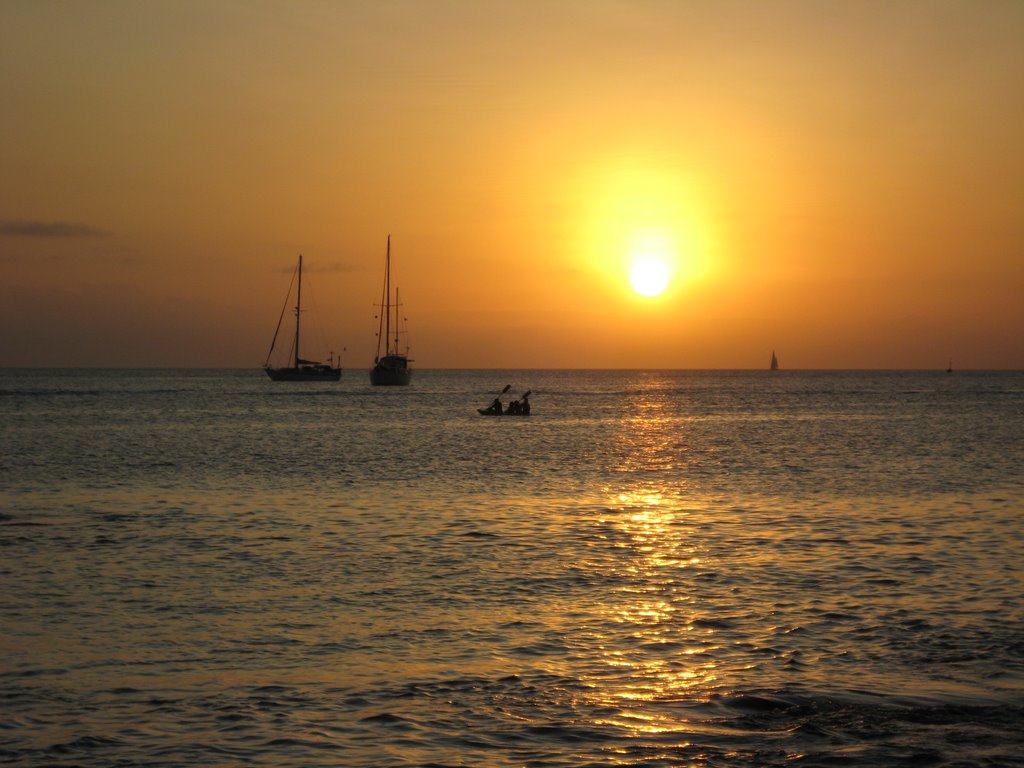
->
[370,235,412,385]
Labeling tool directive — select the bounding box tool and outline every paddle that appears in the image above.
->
[504,388,532,415]
[518,389,532,415]
[480,384,511,414]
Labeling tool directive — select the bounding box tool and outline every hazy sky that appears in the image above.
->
[2,0,1022,369]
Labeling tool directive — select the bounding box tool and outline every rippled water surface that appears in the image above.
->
[2,369,1022,766]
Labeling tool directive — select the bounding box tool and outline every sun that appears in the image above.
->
[629,257,670,296]
[627,229,674,297]
[573,160,711,299]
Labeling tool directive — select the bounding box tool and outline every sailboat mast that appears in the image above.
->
[384,236,392,356]
[295,254,302,368]
[394,287,401,354]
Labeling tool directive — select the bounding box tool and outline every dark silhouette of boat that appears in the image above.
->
[770,350,779,371]
[370,235,412,386]
[478,387,531,416]
[264,255,341,382]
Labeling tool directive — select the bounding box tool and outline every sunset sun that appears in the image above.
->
[626,229,675,297]
[629,256,670,296]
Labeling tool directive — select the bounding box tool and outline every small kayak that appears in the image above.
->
[478,389,531,416]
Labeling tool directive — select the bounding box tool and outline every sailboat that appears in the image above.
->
[370,235,412,386]
[770,350,779,371]
[264,255,341,382]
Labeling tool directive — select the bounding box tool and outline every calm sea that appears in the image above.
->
[1,369,1022,767]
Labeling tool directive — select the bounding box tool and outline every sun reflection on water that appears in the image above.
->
[573,487,722,738]
[572,386,729,735]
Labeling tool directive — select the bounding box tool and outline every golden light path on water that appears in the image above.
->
[570,386,727,743]
[591,493,723,737]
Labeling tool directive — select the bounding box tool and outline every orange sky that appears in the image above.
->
[2,1,1022,369]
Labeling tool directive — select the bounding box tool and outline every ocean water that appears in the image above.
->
[1,368,1022,767]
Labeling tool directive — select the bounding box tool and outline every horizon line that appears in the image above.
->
[1,366,1020,373]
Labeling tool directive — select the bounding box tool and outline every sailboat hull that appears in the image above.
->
[370,356,411,386]
[265,366,341,382]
